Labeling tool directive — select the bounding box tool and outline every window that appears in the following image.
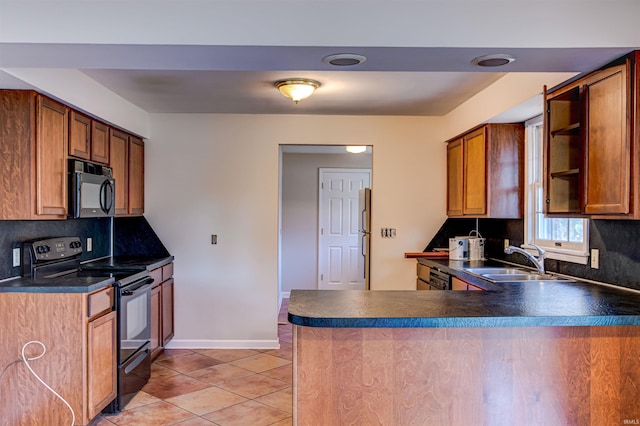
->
[524,115,589,264]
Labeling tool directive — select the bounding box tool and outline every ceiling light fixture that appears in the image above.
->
[322,53,367,67]
[346,146,367,154]
[274,79,320,103]
[471,54,516,67]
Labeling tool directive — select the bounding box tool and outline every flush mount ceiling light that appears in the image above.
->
[322,53,367,67]
[346,146,367,154]
[471,53,516,67]
[274,79,320,103]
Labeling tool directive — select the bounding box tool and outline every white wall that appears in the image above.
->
[281,152,372,294]
[145,114,444,347]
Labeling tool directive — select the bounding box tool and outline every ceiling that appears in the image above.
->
[0,43,634,117]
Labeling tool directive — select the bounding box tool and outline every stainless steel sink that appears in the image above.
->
[464,267,528,275]
[463,266,575,283]
[481,273,559,282]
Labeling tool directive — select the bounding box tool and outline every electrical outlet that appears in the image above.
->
[590,248,599,269]
[12,248,20,267]
[504,239,510,250]
[87,237,93,252]
[211,234,218,245]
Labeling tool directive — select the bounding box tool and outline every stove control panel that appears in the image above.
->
[27,236,83,261]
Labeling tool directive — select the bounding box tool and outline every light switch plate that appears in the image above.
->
[12,248,20,267]
[87,237,93,252]
[590,248,599,269]
[504,239,510,250]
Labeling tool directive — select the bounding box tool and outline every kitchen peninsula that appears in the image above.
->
[288,262,640,425]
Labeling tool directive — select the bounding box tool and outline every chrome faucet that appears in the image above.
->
[504,244,546,274]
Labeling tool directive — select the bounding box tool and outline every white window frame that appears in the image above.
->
[523,115,589,265]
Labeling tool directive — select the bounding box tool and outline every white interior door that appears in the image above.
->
[318,169,371,290]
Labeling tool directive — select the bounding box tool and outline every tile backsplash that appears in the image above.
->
[426,218,640,292]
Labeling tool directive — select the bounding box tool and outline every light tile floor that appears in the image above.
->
[98,299,292,426]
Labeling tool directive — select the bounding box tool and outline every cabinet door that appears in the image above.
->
[87,310,117,419]
[110,129,129,215]
[69,111,91,160]
[128,137,144,215]
[451,277,468,290]
[463,128,486,215]
[91,121,110,164]
[150,284,162,359]
[36,95,68,217]
[545,84,584,214]
[162,278,174,345]
[447,139,464,216]
[583,63,630,214]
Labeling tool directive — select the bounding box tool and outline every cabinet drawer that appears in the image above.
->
[417,263,431,282]
[162,262,174,281]
[150,267,162,286]
[417,278,431,290]
[87,286,114,319]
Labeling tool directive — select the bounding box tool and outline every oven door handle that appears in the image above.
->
[121,278,154,296]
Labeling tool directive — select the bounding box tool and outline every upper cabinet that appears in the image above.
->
[0,90,68,220]
[544,51,638,218]
[110,130,144,217]
[446,123,524,218]
[69,111,110,165]
[0,89,144,220]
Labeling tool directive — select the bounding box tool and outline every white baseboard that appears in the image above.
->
[164,339,280,350]
[281,291,290,299]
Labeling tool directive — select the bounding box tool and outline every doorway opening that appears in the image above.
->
[278,145,373,303]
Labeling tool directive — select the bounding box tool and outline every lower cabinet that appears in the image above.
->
[452,276,484,291]
[0,286,116,425]
[87,310,117,419]
[150,262,175,360]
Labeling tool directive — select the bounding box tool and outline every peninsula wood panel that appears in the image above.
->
[294,326,640,425]
[0,293,85,426]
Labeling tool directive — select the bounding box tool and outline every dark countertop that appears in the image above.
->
[288,258,640,328]
[0,255,174,293]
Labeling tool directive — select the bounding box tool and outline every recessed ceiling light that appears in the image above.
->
[471,54,516,67]
[322,53,367,67]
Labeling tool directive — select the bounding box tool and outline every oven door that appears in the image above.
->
[119,278,153,362]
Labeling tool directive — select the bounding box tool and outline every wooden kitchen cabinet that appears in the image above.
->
[110,130,144,216]
[416,262,431,290]
[150,283,162,359]
[69,111,110,165]
[128,136,145,215]
[110,129,129,215]
[446,123,524,218]
[544,50,640,218]
[149,262,174,359]
[452,276,484,291]
[0,90,68,220]
[87,309,117,419]
[446,139,464,216]
[0,286,116,425]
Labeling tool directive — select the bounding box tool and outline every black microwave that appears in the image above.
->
[68,159,115,218]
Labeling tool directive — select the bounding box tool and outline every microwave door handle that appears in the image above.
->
[106,180,114,212]
[100,180,114,213]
